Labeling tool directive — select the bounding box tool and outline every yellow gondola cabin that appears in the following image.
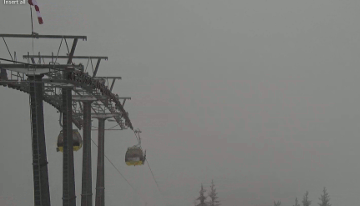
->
[125,129,146,166]
[57,129,83,152]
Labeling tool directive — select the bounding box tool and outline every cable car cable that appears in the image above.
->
[132,130,159,191]
[145,159,161,193]
[130,130,166,205]
[129,129,166,205]
[90,138,147,203]
[145,159,169,206]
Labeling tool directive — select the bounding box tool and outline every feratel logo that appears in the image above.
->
[4,0,26,4]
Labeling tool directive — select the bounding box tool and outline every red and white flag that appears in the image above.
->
[28,0,43,24]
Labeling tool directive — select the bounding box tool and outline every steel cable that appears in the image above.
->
[90,138,147,203]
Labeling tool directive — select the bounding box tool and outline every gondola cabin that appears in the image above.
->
[57,129,83,152]
[125,146,146,166]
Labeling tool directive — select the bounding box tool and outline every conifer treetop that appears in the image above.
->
[208,180,220,206]
[302,191,312,206]
[318,187,331,206]
[293,197,300,206]
[195,184,207,206]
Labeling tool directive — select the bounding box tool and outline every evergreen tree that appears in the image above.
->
[302,191,311,206]
[293,198,300,206]
[274,201,281,206]
[207,180,220,206]
[195,184,207,206]
[318,187,331,206]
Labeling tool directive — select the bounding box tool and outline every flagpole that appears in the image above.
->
[29,5,34,55]
[30,5,34,33]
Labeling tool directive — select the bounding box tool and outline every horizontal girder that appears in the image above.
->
[23,55,108,60]
[0,34,87,40]
[0,63,83,75]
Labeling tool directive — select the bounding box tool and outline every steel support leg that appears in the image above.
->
[28,74,51,206]
[62,84,76,206]
[95,118,106,206]
[81,101,93,206]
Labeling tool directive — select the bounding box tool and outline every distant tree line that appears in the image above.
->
[274,187,331,206]
[194,180,220,206]
[194,182,331,206]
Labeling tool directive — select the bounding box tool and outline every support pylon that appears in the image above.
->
[95,117,106,206]
[93,113,120,206]
[28,74,51,206]
[62,78,76,206]
[81,100,93,206]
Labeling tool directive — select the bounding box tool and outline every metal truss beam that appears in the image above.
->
[72,96,107,101]
[23,55,108,60]
[92,77,122,92]
[92,113,120,118]
[67,38,78,64]
[110,79,116,92]
[0,64,83,69]
[0,63,82,75]
[0,79,131,129]
[93,77,121,79]
[0,34,87,40]
[92,59,101,77]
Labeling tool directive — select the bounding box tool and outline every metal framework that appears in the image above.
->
[23,55,108,60]
[0,34,87,39]
[22,55,108,78]
[0,33,134,206]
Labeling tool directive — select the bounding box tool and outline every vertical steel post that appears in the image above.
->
[62,76,76,206]
[95,118,106,206]
[28,74,51,206]
[81,101,93,206]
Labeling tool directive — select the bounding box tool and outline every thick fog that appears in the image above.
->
[1,1,360,206]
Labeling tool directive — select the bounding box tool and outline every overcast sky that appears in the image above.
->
[1,0,360,206]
